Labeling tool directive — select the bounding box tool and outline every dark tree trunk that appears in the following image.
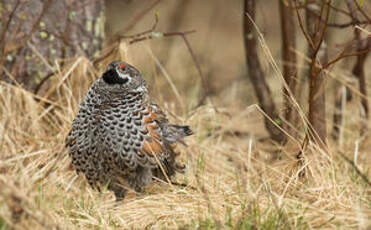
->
[243,0,285,143]
[353,38,370,135]
[279,0,298,135]
[306,1,328,147]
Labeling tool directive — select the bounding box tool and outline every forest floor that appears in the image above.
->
[0,51,370,229]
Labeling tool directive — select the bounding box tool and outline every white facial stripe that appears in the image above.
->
[118,73,131,81]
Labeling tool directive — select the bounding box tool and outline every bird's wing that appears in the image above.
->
[139,103,167,158]
[149,103,193,144]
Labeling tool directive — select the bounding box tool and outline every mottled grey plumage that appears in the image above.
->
[65,61,192,200]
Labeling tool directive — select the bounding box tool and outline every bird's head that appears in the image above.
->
[99,61,147,94]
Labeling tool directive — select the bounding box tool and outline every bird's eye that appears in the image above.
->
[119,63,126,69]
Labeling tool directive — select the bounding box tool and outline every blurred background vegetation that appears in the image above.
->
[1,0,370,141]
[0,0,292,101]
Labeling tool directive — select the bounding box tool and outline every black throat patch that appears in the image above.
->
[102,69,129,85]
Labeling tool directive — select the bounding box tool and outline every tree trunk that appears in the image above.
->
[279,0,298,135]
[353,37,370,135]
[243,0,285,143]
[306,1,328,146]
[0,0,104,91]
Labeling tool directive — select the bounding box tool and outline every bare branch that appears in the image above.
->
[110,0,162,42]
[326,20,370,28]
[128,30,196,44]
[313,0,327,43]
[120,13,159,39]
[312,0,332,60]
[294,0,315,49]
[328,3,354,17]
[180,34,210,105]
[322,48,371,69]
[33,71,55,95]
[123,28,210,106]
[94,1,161,66]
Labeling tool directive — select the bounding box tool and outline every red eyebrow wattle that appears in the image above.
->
[120,64,126,68]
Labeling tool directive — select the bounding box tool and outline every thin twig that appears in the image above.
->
[93,3,209,106]
[312,0,332,59]
[294,0,315,49]
[292,1,353,18]
[111,0,162,41]
[314,0,326,43]
[126,29,210,106]
[181,34,210,105]
[327,20,369,28]
[322,48,371,69]
[328,3,353,17]
[93,1,161,66]
[353,0,371,23]
[120,13,159,39]
[303,2,370,28]
[33,71,55,95]
[128,30,196,44]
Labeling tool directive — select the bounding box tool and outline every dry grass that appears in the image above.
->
[1,38,371,229]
